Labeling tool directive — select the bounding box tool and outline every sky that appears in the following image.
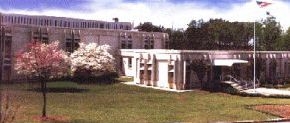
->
[0,0,290,30]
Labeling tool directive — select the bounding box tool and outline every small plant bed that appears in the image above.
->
[252,104,290,118]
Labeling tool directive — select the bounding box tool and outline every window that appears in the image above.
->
[144,36,154,49]
[128,58,132,68]
[45,19,48,26]
[66,33,80,53]
[121,40,126,49]
[40,19,43,25]
[4,36,12,58]
[125,25,130,30]
[23,17,26,24]
[49,20,52,26]
[120,34,133,49]
[55,20,57,26]
[128,40,132,49]
[100,23,104,28]
[64,21,67,27]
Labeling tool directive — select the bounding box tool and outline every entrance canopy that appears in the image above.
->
[213,59,248,67]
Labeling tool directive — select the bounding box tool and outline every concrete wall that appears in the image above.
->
[1,24,168,82]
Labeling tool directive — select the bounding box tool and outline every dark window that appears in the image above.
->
[144,36,154,49]
[66,41,72,52]
[66,36,80,53]
[125,25,130,30]
[121,40,126,49]
[4,37,12,58]
[100,23,104,28]
[64,21,67,27]
[128,58,132,68]
[128,40,132,49]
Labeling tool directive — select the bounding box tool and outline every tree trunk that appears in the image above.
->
[0,83,2,120]
[200,80,203,89]
[41,79,47,118]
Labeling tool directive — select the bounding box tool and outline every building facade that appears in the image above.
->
[0,12,169,82]
[121,49,290,90]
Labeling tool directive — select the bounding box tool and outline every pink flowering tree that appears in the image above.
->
[70,43,115,81]
[14,41,69,118]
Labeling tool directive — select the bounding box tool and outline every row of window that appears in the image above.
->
[1,15,131,30]
[144,36,154,49]
[120,35,156,49]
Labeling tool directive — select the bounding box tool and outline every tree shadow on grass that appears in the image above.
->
[27,87,89,93]
[72,73,126,85]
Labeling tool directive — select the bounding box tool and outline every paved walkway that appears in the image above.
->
[122,82,194,93]
[242,88,290,97]
[123,81,290,97]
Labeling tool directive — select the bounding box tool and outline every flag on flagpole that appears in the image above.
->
[256,1,272,8]
[266,11,276,19]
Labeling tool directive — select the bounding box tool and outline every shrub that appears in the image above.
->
[70,43,116,82]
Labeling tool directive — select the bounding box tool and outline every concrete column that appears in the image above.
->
[144,59,148,85]
[175,58,184,90]
[151,55,156,86]
[183,61,187,89]
[133,58,139,84]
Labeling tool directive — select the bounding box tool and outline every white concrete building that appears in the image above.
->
[121,49,290,90]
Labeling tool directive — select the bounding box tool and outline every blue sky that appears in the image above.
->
[0,0,247,10]
[0,0,289,30]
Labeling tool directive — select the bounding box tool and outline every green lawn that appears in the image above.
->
[2,80,290,123]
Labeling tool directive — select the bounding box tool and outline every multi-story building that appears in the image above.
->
[0,12,169,82]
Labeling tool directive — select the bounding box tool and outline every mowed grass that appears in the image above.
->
[2,80,290,123]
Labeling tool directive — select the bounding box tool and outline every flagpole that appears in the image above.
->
[253,21,256,90]
[253,0,272,90]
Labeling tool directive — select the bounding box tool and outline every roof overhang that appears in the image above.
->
[213,59,248,67]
